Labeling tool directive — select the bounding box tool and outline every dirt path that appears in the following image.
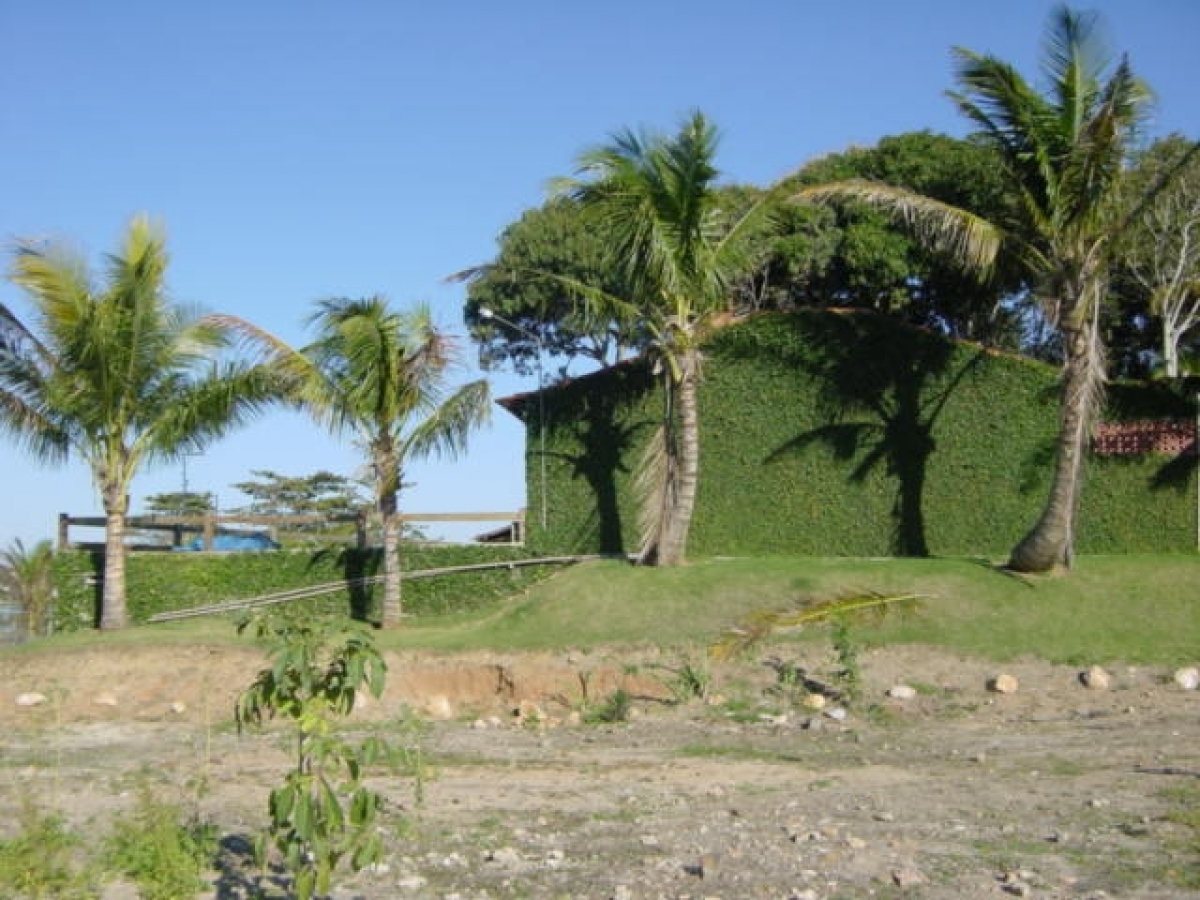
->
[1,644,1198,899]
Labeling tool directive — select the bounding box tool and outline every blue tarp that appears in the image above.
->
[176,532,280,551]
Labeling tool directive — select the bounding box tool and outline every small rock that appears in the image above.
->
[790,890,819,900]
[425,695,454,720]
[15,692,47,707]
[611,886,633,900]
[1080,665,1111,690]
[697,851,720,879]
[887,684,917,700]
[892,867,927,887]
[168,700,187,715]
[485,846,522,867]
[802,693,827,710]
[989,673,1019,694]
[825,706,848,721]
[93,692,119,707]
[1173,667,1199,690]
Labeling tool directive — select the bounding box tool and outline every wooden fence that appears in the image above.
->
[58,509,526,551]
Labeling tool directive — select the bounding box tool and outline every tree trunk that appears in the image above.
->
[656,349,701,566]
[100,501,128,630]
[1008,316,1102,572]
[1162,315,1179,379]
[379,488,403,629]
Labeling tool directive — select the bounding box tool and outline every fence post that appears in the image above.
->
[58,513,70,551]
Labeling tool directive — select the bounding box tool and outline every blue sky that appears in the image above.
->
[1,1,1197,548]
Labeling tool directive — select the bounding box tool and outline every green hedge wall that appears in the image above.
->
[526,310,1197,558]
[50,543,557,632]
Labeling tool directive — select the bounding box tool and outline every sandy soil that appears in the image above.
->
[1,642,1198,899]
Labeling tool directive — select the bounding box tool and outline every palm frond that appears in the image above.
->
[796,180,1001,277]
[710,592,927,662]
[633,423,669,565]
[404,377,491,461]
[1041,5,1108,122]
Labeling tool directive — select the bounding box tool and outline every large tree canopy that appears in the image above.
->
[464,131,1029,377]
[462,198,642,376]
[765,131,1024,347]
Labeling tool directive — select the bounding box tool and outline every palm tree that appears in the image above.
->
[275,297,490,628]
[0,538,55,638]
[797,7,1153,572]
[1,216,284,629]
[557,111,767,565]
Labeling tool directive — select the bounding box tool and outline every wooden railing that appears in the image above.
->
[58,509,526,551]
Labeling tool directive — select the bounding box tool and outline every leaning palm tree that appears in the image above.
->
[1,216,284,629]
[797,7,1153,572]
[275,297,490,628]
[555,111,767,565]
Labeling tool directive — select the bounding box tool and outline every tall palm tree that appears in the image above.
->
[797,7,1152,572]
[558,111,767,565]
[275,297,490,628]
[1,216,284,628]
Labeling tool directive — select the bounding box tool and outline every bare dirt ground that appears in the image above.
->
[1,642,1198,899]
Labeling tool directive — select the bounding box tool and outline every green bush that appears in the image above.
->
[50,543,561,632]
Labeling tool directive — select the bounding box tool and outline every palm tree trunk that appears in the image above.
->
[379,491,403,628]
[657,349,701,566]
[1008,316,1103,572]
[100,505,128,630]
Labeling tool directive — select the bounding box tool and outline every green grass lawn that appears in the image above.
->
[384,553,1200,665]
[10,554,1199,667]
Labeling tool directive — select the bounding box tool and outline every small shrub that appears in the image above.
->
[585,689,632,724]
[0,796,93,899]
[103,787,218,900]
[830,617,863,706]
[236,608,389,900]
[668,654,713,703]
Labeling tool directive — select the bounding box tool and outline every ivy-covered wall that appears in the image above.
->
[521,310,1197,558]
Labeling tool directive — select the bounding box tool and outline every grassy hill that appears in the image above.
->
[17,554,1199,668]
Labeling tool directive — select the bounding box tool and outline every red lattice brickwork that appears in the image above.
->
[1092,419,1197,457]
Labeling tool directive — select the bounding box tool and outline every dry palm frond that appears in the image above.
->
[634,423,670,565]
[710,591,926,662]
